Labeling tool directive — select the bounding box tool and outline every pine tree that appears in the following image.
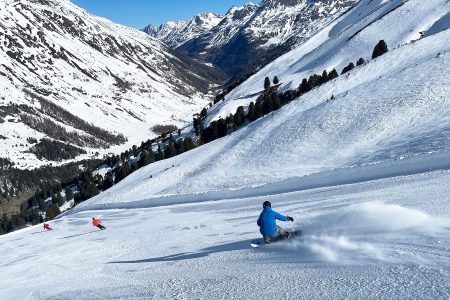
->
[56,192,64,206]
[10,215,26,230]
[372,40,388,59]
[87,184,99,198]
[164,142,177,158]
[254,99,263,119]
[51,194,58,205]
[174,140,185,155]
[320,70,328,84]
[328,69,339,80]
[115,164,130,184]
[156,145,164,161]
[183,137,195,151]
[308,74,321,88]
[45,204,61,220]
[138,150,152,167]
[202,125,215,143]
[273,76,279,85]
[233,106,246,128]
[102,173,114,190]
[281,90,295,103]
[64,187,73,202]
[262,95,273,114]
[264,76,271,90]
[247,102,256,121]
[341,62,355,74]
[30,209,40,225]
[217,119,228,138]
[356,57,366,66]
[193,117,204,136]
[298,78,311,94]
[271,93,282,110]
[200,108,207,119]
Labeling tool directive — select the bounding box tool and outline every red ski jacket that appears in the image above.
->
[92,219,101,226]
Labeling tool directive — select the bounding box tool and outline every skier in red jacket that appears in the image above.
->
[43,223,53,231]
[92,218,106,230]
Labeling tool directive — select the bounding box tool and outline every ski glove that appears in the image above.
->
[287,216,294,222]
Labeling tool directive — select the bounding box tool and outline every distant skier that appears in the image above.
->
[43,223,53,231]
[257,201,294,243]
[92,218,106,230]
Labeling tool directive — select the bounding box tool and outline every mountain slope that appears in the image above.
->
[148,0,359,79]
[211,0,449,126]
[72,0,450,209]
[144,13,223,48]
[0,0,226,169]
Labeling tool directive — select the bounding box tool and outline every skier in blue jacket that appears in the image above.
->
[257,201,294,243]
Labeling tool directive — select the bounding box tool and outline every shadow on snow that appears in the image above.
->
[108,239,254,264]
[59,230,101,239]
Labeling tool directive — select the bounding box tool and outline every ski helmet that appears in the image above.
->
[263,201,271,208]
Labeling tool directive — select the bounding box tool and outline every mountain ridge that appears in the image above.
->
[144,12,223,49]
[0,0,227,169]
[146,0,359,80]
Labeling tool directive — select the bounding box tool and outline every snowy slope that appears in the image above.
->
[1,0,449,298]
[0,167,449,299]
[0,0,226,169]
[219,0,449,115]
[71,6,450,209]
[144,13,223,48]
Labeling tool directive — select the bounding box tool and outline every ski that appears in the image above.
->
[251,230,302,248]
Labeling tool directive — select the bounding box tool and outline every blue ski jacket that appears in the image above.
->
[257,206,288,237]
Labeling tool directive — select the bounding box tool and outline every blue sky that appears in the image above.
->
[72,0,260,29]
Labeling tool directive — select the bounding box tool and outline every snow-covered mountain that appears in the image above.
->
[0,0,226,169]
[147,0,359,79]
[1,0,449,298]
[182,3,259,52]
[144,12,223,49]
